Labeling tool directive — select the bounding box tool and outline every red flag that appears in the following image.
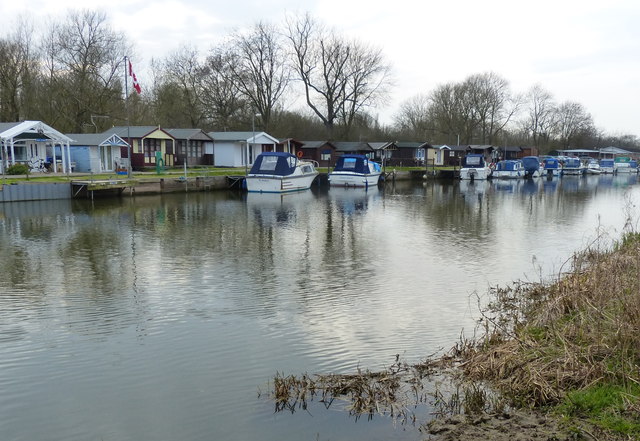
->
[128,60,142,94]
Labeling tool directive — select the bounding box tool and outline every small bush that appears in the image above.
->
[6,164,29,175]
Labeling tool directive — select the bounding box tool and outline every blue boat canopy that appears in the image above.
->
[543,157,560,168]
[600,159,614,167]
[521,156,540,172]
[333,154,375,174]
[495,160,522,171]
[249,152,297,176]
[564,157,581,167]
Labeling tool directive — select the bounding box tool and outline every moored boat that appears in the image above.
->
[521,156,542,178]
[459,154,491,180]
[599,159,615,174]
[586,158,601,175]
[246,152,318,193]
[542,156,561,177]
[614,156,633,174]
[328,154,382,187]
[491,159,525,179]
[562,157,584,175]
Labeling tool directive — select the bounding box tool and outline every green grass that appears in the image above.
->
[558,383,640,436]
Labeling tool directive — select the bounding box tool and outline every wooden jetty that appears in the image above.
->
[71,179,137,199]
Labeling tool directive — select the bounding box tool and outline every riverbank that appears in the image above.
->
[436,231,640,440]
[0,169,429,202]
[270,231,640,440]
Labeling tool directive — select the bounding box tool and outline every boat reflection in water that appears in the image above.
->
[328,186,381,216]
[245,189,317,227]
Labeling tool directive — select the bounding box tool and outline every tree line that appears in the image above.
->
[0,9,637,153]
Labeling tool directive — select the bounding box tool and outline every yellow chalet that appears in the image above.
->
[102,126,176,169]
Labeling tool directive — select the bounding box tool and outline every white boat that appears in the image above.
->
[328,154,381,188]
[459,154,491,180]
[246,152,318,193]
[614,157,635,174]
[562,157,584,175]
[599,159,615,174]
[491,159,525,179]
[585,159,601,175]
[541,156,561,177]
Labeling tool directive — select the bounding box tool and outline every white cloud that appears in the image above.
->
[2,0,639,135]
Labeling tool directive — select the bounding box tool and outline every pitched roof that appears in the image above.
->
[67,133,129,147]
[167,128,213,141]
[208,131,255,141]
[0,120,73,143]
[600,146,632,154]
[333,141,372,152]
[102,126,174,139]
[300,140,336,149]
[209,131,279,144]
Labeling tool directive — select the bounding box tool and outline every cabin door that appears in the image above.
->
[100,145,114,171]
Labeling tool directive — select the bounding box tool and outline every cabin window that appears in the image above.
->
[342,158,357,169]
[321,149,331,161]
[466,156,481,166]
[259,156,278,171]
[144,138,160,161]
[302,165,313,173]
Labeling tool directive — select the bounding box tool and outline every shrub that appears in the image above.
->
[6,163,29,175]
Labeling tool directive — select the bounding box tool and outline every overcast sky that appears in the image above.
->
[3,0,639,137]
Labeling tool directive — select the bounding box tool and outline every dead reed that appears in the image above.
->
[270,356,446,422]
[459,231,640,410]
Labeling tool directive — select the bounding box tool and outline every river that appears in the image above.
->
[0,174,638,441]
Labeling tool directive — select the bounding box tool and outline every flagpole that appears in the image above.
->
[125,55,132,178]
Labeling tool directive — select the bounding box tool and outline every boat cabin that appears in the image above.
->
[462,154,487,168]
[333,154,380,174]
[249,152,303,176]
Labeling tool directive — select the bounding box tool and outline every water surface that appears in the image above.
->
[0,175,638,441]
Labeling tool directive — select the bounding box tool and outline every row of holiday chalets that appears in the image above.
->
[0,120,636,175]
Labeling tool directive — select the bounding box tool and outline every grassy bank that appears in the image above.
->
[456,231,640,438]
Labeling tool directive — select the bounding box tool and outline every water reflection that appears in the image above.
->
[0,178,639,441]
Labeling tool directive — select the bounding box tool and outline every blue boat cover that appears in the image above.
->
[521,156,540,172]
[334,154,373,174]
[543,157,559,169]
[249,152,297,176]
[600,159,614,167]
[495,160,521,171]
[564,157,581,168]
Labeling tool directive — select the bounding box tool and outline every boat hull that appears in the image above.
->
[492,170,524,179]
[460,167,491,180]
[328,172,381,187]
[246,173,318,193]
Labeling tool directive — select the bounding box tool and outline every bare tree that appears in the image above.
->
[393,93,431,139]
[464,72,519,144]
[553,101,594,148]
[427,82,473,144]
[40,9,130,132]
[227,21,289,131]
[200,47,248,131]
[153,46,206,128]
[285,13,392,138]
[521,84,556,148]
[0,18,37,121]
